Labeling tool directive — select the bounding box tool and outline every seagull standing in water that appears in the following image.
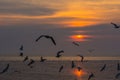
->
[40,56,47,62]
[0,64,9,74]
[19,45,23,57]
[71,61,75,68]
[35,35,56,46]
[117,62,120,71]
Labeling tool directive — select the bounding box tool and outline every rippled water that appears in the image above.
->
[0,60,120,80]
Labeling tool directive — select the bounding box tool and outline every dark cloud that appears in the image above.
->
[0,0,58,16]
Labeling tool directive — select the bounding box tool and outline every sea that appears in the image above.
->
[0,56,120,80]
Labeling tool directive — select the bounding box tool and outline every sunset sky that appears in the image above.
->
[0,0,120,57]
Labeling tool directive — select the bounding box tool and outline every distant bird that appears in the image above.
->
[88,73,95,80]
[71,61,75,68]
[111,22,120,28]
[23,56,28,62]
[0,64,9,74]
[115,72,120,79]
[100,64,106,71]
[77,55,84,62]
[27,59,35,66]
[56,50,64,58]
[117,62,120,71]
[19,52,23,57]
[40,56,47,62]
[77,66,82,71]
[88,49,95,53]
[19,45,23,51]
[72,42,79,46]
[35,35,56,45]
[59,65,63,72]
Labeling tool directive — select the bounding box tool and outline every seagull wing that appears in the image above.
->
[100,64,106,71]
[59,65,63,72]
[50,37,56,45]
[35,35,45,42]
[0,64,9,74]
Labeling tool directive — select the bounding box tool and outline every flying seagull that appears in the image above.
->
[23,56,28,62]
[111,22,120,28]
[77,55,84,62]
[56,50,64,58]
[0,64,9,74]
[100,64,106,71]
[72,42,79,46]
[35,35,56,45]
[115,72,120,79]
[59,65,63,72]
[40,56,47,62]
[27,59,35,66]
[71,61,75,68]
[88,73,95,80]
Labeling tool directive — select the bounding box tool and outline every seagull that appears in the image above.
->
[35,35,56,45]
[88,49,95,53]
[27,59,35,66]
[71,61,75,68]
[23,56,28,62]
[0,64,9,74]
[111,22,120,28]
[56,50,64,58]
[100,64,106,71]
[77,55,84,62]
[117,62,120,71]
[59,65,63,72]
[72,42,79,46]
[77,66,82,71]
[115,72,120,79]
[19,45,23,51]
[88,73,95,80]
[19,52,23,57]
[40,56,47,62]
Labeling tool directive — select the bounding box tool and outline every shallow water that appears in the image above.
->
[0,60,120,80]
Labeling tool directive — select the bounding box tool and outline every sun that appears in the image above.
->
[72,69,86,77]
[69,34,89,42]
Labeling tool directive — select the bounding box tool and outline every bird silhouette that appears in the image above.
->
[117,62,120,71]
[77,55,84,62]
[88,73,95,80]
[72,42,79,46]
[27,59,35,66]
[56,50,64,58]
[100,64,106,71]
[115,72,120,79]
[19,45,23,51]
[40,56,47,62]
[19,52,23,57]
[59,65,63,72]
[71,61,75,68]
[111,22,120,28]
[35,35,56,45]
[77,66,82,71]
[23,56,28,62]
[0,64,9,74]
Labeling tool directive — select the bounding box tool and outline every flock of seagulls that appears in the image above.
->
[0,22,120,80]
